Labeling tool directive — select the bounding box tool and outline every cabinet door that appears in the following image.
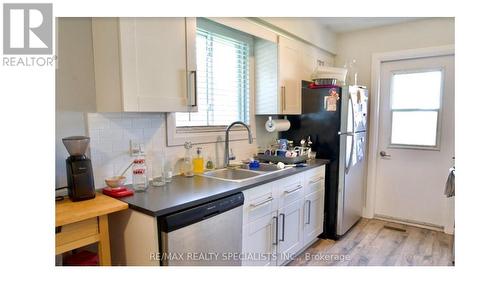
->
[277,199,303,265]
[119,18,196,112]
[278,36,301,114]
[303,188,325,246]
[242,212,278,266]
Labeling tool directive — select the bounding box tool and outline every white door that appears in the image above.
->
[303,189,325,245]
[277,199,303,265]
[242,212,277,266]
[278,36,301,114]
[374,55,454,230]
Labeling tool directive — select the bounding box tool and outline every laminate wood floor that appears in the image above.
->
[288,218,454,266]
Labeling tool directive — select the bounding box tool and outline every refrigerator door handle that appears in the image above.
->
[345,96,356,175]
[345,135,355,175]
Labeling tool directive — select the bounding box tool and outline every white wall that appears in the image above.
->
[334,18,455,88]
[255,17,337,54]
[55,18,96,188]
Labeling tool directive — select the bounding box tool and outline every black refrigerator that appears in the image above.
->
[281,81,368,239]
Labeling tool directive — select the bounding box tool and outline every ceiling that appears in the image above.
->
[314,17,424,33]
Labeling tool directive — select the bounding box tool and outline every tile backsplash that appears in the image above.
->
[87,112,258,188]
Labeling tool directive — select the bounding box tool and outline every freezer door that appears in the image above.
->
[349,86,368,133]
[336,131,366,236]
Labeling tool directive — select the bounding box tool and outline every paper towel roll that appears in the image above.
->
[265,117,291,132]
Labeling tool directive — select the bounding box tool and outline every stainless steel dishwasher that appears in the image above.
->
[159,192,244,266]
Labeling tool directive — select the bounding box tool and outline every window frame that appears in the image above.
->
[167,18,255,146]
[388,67,445,150]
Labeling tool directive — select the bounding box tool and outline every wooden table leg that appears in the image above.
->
[97,215,111,265]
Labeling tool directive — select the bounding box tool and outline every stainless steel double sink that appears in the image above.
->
[202,163,291,182]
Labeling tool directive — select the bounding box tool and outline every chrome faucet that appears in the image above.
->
[224,121,253,167]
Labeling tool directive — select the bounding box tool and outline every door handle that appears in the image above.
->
[309,177,324,184]
[380,151,391,158]
[272,216,279,245]
[279,213,285,242]
[188,70,198,107]
[281,86,286,112]
[305,200,311,225]
[250,197,273,208]
[285,185,303,194]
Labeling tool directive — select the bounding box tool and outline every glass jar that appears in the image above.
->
[182,142,194,177]
[151,151,166,187]
[132,157,148,192]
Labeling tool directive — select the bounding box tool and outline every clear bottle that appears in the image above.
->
[182,142,194,177]
[193,147,205,174]
[132,157,148,192]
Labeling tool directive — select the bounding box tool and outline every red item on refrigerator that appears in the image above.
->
[102,187,134,198]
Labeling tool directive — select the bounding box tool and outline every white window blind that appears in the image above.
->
[176,22,251,129]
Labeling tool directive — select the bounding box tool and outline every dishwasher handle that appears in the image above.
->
[159,192,244,233]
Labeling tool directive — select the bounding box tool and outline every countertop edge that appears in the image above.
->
[122,160,329,218]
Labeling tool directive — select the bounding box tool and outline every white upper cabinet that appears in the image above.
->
[255,35,334,115]
[92,18,197,112]
[278,36,302,115]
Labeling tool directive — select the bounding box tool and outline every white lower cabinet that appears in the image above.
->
[277,199,303,265]
[241,165,326,266]
[303,189,325,245]
[242,212,277,266]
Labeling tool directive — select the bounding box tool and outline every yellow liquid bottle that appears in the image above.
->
[193,147,204,174]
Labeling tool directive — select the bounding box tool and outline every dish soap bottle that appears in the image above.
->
[193,147,204,174]
[182,142,194,177]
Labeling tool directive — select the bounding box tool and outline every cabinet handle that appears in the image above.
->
[280,86,285,112]
[305,200,312,225]
[250,197,273,208]
[189,70,198,107]
[283,86,286,112]
[272,216,279,245]
[285,185,303,194]
[279,213,285,242]
[309,177,325,184]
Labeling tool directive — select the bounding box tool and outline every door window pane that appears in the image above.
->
[392,71,442,110]
[391,111,438,146]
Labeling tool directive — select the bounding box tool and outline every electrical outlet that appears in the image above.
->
[129,140,144,156]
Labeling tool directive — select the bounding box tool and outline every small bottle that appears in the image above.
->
[182,142,194,177]
[132,157,148,192]
[193,147,204,174]
[205,156,215,170]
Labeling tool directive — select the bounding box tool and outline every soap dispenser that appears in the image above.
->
[193,147,204,174]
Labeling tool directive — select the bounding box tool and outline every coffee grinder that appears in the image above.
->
[62,136,96,201]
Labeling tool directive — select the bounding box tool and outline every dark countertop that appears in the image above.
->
[116,159,329,217]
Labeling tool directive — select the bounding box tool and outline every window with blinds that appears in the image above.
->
[176,20,251,130]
